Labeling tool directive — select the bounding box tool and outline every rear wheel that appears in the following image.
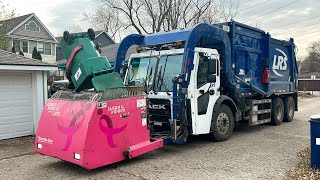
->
[271,97,284,126]
[208,104,234,142]
[284,96,295,122]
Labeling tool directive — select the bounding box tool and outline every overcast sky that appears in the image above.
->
[3,0,320,58]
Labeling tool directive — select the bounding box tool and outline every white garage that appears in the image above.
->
[0,50,57,140]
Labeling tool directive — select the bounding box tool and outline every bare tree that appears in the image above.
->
[64,25,83,33]
[217,0,239,22]
[299,41,320,74]
[84,0,239,41]
[0,1,16,50]
[83,7,124,39]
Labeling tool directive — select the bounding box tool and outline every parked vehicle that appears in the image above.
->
[115,21,299,144]
[48,79,69,97]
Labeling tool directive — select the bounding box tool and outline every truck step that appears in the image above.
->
[252,99,272,105]
[249,118,271,126]
[249,99,272,126]
[252,109,271,115]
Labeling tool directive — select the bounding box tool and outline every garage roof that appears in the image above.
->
[0,50,57,71]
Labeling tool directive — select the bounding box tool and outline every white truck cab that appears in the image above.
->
[125,48,222,137]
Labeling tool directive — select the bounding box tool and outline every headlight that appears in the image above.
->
[37,143,42,149]
[74,153,81,160]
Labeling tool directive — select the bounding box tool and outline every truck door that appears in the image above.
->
[189,51,220,135]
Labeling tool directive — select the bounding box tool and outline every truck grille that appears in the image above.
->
[148,98,171,136]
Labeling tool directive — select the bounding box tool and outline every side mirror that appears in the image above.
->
[208,59,217,74]
[207,74,216,83]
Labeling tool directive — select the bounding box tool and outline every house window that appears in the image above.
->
[12,39,28,53]
[22,40,28,53]
[37,42,44,54]
[25,21,40,32]
[44,43,51,55]
[37,42,51,55]
[13,39,20,52]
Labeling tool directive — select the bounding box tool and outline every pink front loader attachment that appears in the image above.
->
[35,89,163,170]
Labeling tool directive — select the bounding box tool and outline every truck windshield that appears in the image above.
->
[126,54,183,92]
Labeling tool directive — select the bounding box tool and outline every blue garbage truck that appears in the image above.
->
[114,21,299,144]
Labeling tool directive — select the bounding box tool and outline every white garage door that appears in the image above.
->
[0,72,33,140]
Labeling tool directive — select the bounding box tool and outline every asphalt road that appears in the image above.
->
[0,97,319,180]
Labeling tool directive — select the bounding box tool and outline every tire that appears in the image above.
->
[271,97,284,126]
[284,96,295,122]
[87,28,95,40]
[63,31,71,44]
[208,104,234,142]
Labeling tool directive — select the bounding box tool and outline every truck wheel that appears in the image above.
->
[63,31,71,44]
[284,96,295,122]
[208,104,234,142]
[87,28,95,40]
[271,97,284,125]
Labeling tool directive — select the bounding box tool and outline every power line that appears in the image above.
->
[295,35,320,43]
[275,21,320,35]
[294,30,320,38]
[243,0,300,23]
[241,0,254,4]
[294,32,320,42]
[239,0,273,12]
[269,16,319,31]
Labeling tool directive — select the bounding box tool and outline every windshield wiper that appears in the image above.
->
[146,66,153,93]
[157,56,169,92]
[156,65,163,90]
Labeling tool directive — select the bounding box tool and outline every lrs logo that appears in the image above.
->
[272,48,288,77]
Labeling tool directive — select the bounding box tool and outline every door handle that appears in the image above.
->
[199,90,205,94]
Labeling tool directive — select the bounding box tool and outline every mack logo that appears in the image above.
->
[149,104,166,110]
[272,48,288,77]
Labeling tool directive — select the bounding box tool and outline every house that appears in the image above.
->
[0,50,57,140]
[100,43,137,66]
[55,30,115,63]
[0,13,58,64]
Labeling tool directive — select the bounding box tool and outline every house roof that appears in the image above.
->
[0,13,32,34]
[0,50,56,67]
[0,13,58,43]
[101,43,137,62]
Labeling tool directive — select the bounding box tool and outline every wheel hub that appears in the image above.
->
[217,113,230,134]
[276,103,283,120]
[289,101,294,117]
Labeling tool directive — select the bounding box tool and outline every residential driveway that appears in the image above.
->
[0,97,319,180]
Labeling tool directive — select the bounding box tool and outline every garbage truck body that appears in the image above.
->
[116,21,298,144]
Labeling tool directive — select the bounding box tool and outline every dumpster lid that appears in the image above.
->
[311,115,320,121]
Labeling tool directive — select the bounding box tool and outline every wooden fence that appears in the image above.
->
[298,79,320,91]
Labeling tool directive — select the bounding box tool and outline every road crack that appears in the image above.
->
[0,152,36,161]
[115,168,148,179]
